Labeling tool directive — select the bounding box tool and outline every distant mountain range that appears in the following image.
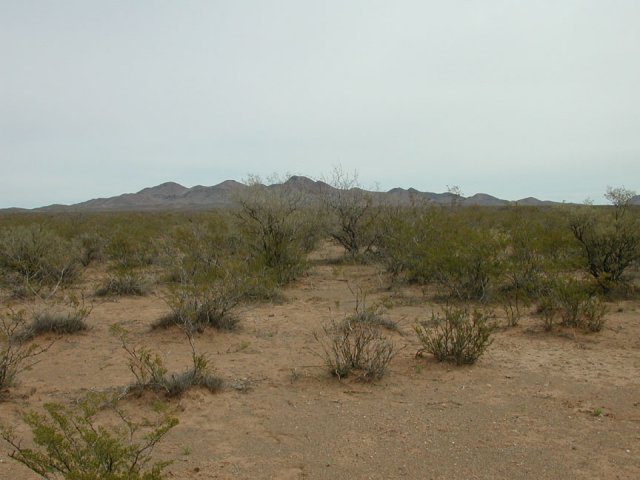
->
[3,176,638,212]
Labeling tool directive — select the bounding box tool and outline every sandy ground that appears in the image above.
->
[1,244,640,479]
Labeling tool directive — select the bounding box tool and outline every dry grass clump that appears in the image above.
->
[17,310,89,341]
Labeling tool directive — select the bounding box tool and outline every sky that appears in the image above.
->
[1,0,639,208]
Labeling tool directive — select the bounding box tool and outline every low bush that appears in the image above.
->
[314,319,396,382]
[342,285,401,333]
[154,281,241,332]
[22,310,88,339]
[113,325,223,397]
[0,391,177,479]
[581,296,608,332]
[537,278,608,332]
[415,307,495,365]
[105,231,158,270]
[95,270,151,297]
[1,310,52,395]
[15,294,92,342]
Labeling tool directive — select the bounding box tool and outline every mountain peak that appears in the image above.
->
[137,182,188,197]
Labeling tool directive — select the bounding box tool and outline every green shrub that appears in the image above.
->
[314,318,396,381]
[581,296,608,332]
[233,175,320,284]
[569,187,640,293]
[0,225,80,294]
[376,208,504,301]
[96,270,151,297]
[76,231,105,266]
[536,278,608,332]
[154,278,242,332]
[105,231,157,270]
[1,391,177,479]
[552,277,588,327]
[536,295,557,332]
[415,307,495,365]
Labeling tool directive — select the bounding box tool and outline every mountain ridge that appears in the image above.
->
[2,176,577,212]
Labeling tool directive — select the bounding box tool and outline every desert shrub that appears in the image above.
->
[113,325,223,397]
[96,270,151,297]
[537,295,557,332]
[21,310,88,340]
[376,207,505,301]
[1,310,52,394]
[424,218,504,302]
[0,224,80,294]
[14,293,92,342]
[569,187,640,293]
[105,231,158,270]
[497,213,551,326]
[551,277,589,327]
[581,296,608,332]
[375,203,436,278]
[233,175,321,284]
[320,166,379,259]
[415,307,495,365]
[154,268,243,332]
[158,219,286,330]
[536,278,608,332]
[314,319,396,381]
[0,391,177,479]
[76,230,105,266]
[342,285,401,333]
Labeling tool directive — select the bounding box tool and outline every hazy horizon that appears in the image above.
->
[2,1,639,209]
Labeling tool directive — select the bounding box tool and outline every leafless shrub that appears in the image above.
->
[112,324,223,398]
[1,310,52,395]
[314,318,396,382]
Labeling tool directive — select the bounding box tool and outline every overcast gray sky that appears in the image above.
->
[1,1,639,208]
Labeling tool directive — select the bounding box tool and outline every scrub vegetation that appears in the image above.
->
[0,177,638,477]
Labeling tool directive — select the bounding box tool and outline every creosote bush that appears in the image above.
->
[569,187,640,294]
[0,224,80,295]
[314,319,396,382]
[154,275,242,332]
[537,278,608,333]
[233,174,322,285]
[96,270,151,297]
[321,166,380,259]
[0,391,177,479]
[415,307,495,365]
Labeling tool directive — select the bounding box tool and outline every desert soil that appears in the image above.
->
[1,244,639,479]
